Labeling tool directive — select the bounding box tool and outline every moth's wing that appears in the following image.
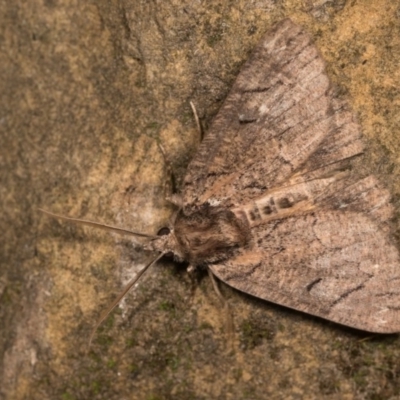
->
[209,179,400,333]
[183,18,400,332]
[183,18,364,208]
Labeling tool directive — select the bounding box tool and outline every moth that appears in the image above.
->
[42,18,400,341]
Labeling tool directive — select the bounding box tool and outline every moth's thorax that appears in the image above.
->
[166,204,251,265]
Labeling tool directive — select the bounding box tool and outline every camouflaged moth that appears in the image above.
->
[41,19,400,342]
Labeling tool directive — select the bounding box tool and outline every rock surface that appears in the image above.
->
[2,1,400,399]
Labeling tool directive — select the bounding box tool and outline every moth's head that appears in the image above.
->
[143,225,186,263]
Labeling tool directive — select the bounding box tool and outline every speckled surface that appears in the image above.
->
[2,1,400,399]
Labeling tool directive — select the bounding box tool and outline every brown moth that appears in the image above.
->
[42,18,400,340]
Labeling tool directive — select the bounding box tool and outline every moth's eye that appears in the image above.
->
[157,227,170,236]
[163,251,174,259]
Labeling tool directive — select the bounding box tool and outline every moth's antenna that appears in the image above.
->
[38,208,157,239]
[88,252,164,350]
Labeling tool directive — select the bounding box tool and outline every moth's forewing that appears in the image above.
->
[180,19,400,333]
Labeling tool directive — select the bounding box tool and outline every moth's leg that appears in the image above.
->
[208,269,234,338]
[208,268,224,301]
[157,102,202,208]
[189,101,203,143]
[166,193,184,208]
[185,264,200,300]
[186,264,196,274]
[157,143,184,218]
[157,142,178,198]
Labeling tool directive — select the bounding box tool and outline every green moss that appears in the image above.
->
[199,321,213,330]
[125,337,137,347]
[181,110,194,124]
[204,19,224,48]
[232,367,242,382]
[145,122,160,131]
[182,323,194,333]
[239,317,275,350]
[319,377,340,395]
[352,369,368,388]
[91,380,101,395]
[1,287,12,304]
[61,392,75,400]
[159,299,176,312]
[241,386,257,398]
[95,333,113,347]
[103,314,115,329]
[128,364,139,374]
[146,395,163,400]
[167,356,180,371]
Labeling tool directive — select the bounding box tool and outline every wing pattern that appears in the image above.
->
[210,206,400,332]
[182,19,400,332]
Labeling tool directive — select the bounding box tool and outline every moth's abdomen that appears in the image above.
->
[233,175,334,226]
[234,171,392,229]
[173,205,250,265]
